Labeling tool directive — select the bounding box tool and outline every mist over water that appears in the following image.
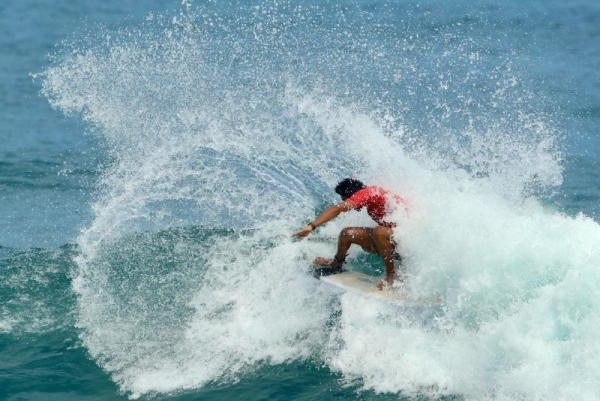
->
[38,1,600,399]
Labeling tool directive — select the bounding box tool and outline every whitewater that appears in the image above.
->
[3,0,599,400]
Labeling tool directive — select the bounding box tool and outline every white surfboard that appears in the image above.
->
[319,271,441,306]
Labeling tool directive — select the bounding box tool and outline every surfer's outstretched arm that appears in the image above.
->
[293,202,354,238]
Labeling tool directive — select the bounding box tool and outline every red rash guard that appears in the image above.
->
[345,186,406,227]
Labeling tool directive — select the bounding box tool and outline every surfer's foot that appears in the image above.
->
[311,256,346,277]
[312,255,346,268]
[312,265,344,277]
[376,277,395,291]
[312,257,333,266]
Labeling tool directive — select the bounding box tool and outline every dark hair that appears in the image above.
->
[335,178,366,199]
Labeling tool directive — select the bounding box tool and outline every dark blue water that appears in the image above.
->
[2,0,600,400]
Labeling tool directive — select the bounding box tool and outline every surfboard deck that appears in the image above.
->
[310,258,441,306]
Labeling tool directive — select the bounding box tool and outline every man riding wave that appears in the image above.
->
[294,178,407,289]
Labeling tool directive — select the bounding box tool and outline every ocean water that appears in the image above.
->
[2,0,600,399]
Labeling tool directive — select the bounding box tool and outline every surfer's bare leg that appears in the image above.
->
[335,227,377,260]
[372,226,396,288]
[336,226,395,281]
[315,226,397,288]
[313,227,375,267]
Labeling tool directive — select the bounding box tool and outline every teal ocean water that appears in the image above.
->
[2,0,600,399]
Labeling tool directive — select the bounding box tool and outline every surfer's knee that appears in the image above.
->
[372,226,393,243]
[339,227,373,251]
[339,227,363,239]
[339,227,352,237]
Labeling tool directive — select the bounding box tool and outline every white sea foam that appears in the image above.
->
[40,3,600,400]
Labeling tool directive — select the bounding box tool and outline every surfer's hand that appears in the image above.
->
[293,225,313,238]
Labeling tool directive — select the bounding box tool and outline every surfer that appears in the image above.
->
[293,178,407,289]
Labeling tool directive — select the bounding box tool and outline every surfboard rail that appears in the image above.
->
[318,271,441,306]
